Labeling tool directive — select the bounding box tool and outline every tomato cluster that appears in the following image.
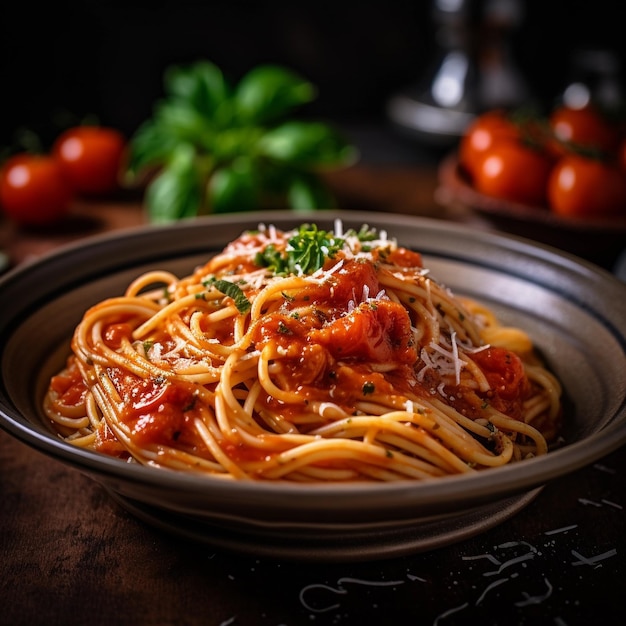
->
[0,126,126,226]
[458,105,626,219]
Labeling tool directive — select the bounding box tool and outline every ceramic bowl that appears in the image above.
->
[1,210,625,561]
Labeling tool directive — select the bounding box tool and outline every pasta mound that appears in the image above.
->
[44,222,562,481]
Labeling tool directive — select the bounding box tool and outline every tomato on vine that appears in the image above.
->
[52,126,126,195]
[0,154,74,226]
[458,110,521,179]
[547,153,626,218]
[472,139,554,206]
[549,105,618,155]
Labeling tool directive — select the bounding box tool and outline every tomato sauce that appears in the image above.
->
[95,421,128,458]
[444,346,529,421]
[249,259,420,423]
[49,358,89,411]
[105,367,201,450]
[254,259,415,363]
[311,299,416,364]
[103,323,134,349]
[376,246,422,268]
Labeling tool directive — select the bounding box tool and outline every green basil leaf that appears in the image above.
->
[208,159,258,214]
[210,127,264,162]
[164,61,229,118]
[127,59,359,223]
[145,144,203,223]
[126,120,180,177]
[152,101,214,144]
[234,65,316,124]
[287,173,336,211]
[257,121,358,167]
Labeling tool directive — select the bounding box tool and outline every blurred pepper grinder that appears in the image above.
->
[387,0,531,147]
[558,48,624,112]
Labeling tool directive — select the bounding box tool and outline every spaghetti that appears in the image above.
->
[44,221,562,481]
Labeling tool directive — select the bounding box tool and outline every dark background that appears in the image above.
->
[1,1,625,155]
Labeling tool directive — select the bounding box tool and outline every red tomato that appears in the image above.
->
[472,140,554,206]
[52,126,126,195]
[547,153,626,218]
[549,105,618,154]
[0,154,73,226]
[471,346,527,419]
[458,110,521,179]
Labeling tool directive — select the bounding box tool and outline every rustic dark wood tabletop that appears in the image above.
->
[1,130,624,625]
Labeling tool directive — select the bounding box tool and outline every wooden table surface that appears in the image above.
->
[1,160,625,626]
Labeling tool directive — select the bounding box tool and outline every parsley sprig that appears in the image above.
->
[255,223,378,275]
[254,224,342,275]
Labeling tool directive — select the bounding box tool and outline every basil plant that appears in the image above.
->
[126,61,358,222]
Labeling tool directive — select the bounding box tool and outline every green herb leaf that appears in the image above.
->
[355,224,378,242]
[208,159,258,213]
[210,127,263,162]
[152,101,215,146]
[208,279,251,313]
[255,244,286,274]
[287,173,335,211]
[255,223,344,275]
[127,60,358,222]
[145,144,203,223]
[288,224,344,273]
[234,65,316,124]
[125,120,180,179]
[258,121,357,167]
[164,61,229,119]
